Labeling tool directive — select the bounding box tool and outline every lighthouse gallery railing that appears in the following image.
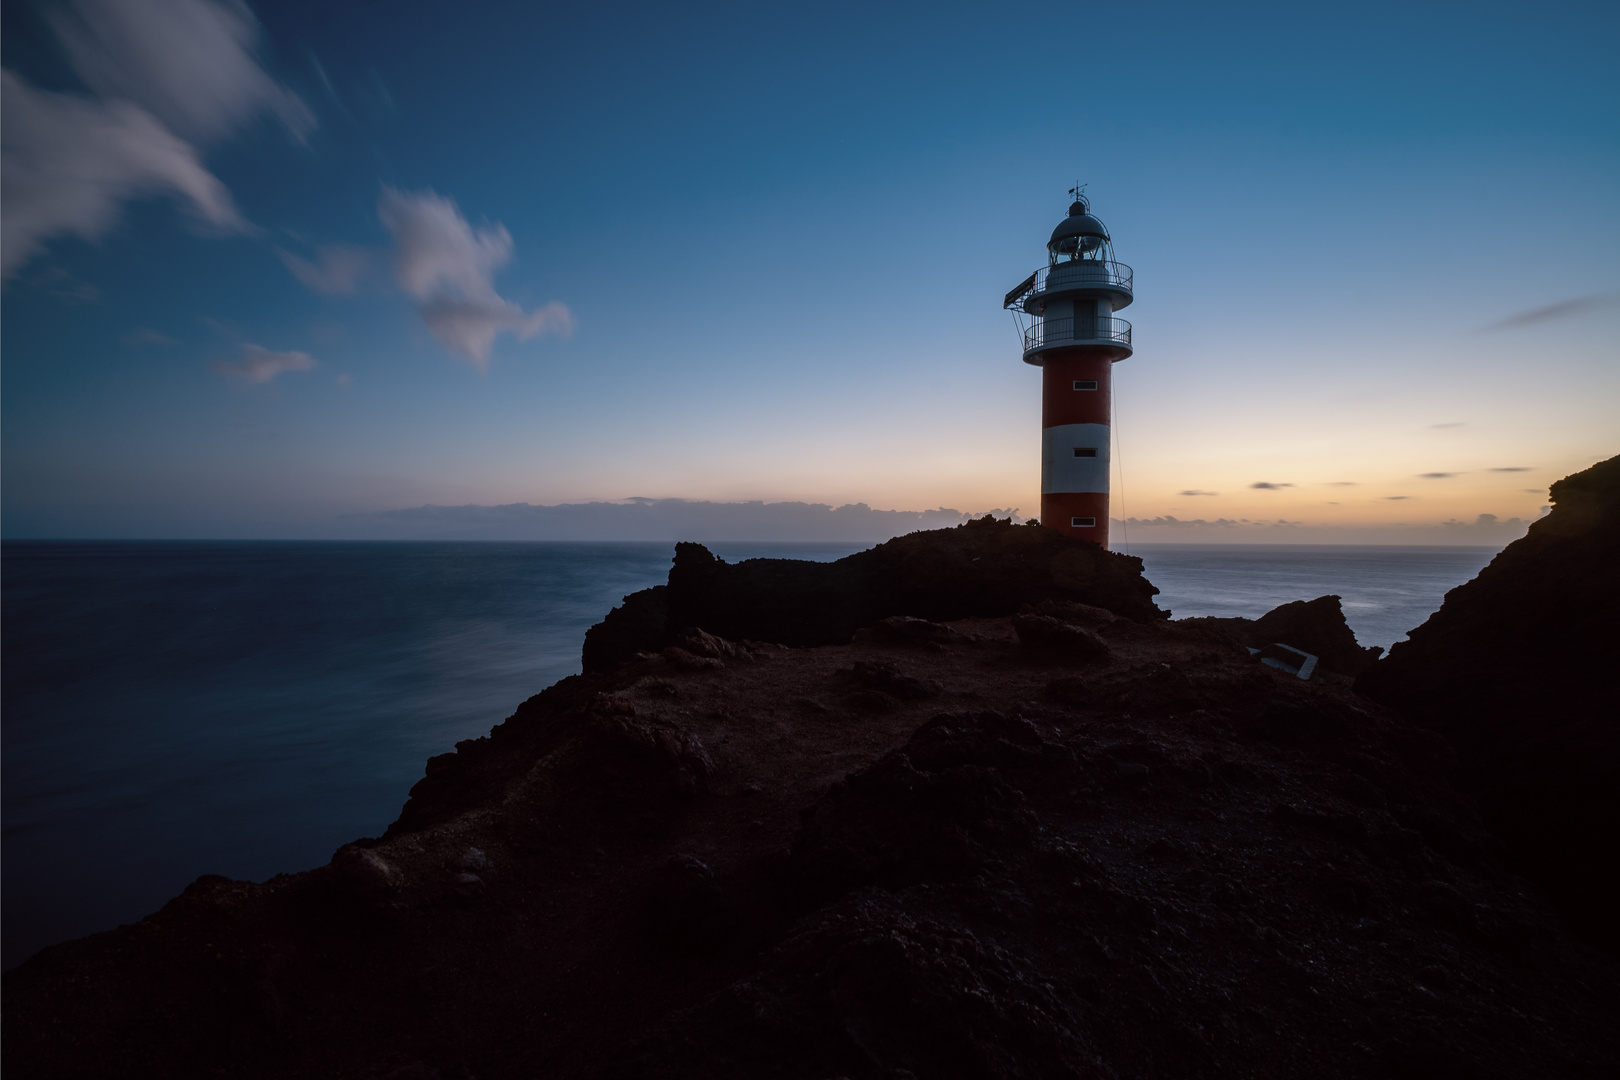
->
[1003,261,1133,309]
[1022,316,1132,352]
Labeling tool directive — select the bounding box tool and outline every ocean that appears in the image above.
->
[1,539,1498,968]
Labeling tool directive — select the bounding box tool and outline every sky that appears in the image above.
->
[3,0,1617,543]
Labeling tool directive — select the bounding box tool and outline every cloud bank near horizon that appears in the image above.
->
[1113,511,1541,546]
[334,498,1545,546]
[347,499,1021,542]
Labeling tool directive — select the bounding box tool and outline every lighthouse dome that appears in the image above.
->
[1048,209,1110,248]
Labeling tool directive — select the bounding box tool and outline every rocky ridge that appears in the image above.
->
[4,512,1617,1079]
[1359,453,1620,952]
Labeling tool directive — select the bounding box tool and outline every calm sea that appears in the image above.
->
[1,539,1498,968]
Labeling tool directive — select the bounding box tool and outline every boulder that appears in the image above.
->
[1011,613,1111,663]
[869,615,958,645]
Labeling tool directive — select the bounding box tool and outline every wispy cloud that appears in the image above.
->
[1249,481,1293,490]
[1384,495,1411,500]
[378,187,572,369]
[0,72,249,276]
[1324,481,1357,486]
[277,244,371,295]
[1490,466,1533,472]
[1481,293,1620,332]
[212,343,315,383]
[1,0,309,277]
[24,264,103,304]
[1419,472,1459,479]
[1178,490,1218,496]
[45,0,313,144]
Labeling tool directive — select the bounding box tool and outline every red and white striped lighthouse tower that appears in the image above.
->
[1003,190,1133,546]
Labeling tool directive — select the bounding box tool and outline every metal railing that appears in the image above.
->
[1023,316,1132,352]
[1004,260,1133,309]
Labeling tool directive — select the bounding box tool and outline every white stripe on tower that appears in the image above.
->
[1040,423,1111,494]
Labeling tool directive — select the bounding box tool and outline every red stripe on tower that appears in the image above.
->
[1002,191,1133,547]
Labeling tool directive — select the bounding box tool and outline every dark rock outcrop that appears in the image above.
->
[1181,594,1382,678]
[583,516,1164,671]
[582,584,668,672]
[1249,595,1383,676]
[1360,454,1620,952]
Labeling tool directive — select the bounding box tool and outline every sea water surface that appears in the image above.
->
[2,539,1498,968]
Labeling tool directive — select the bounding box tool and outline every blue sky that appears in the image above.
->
[4,0,1617,540]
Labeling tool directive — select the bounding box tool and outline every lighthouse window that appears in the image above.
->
[1073,380,1098,391]
[1071,517,1097,528]
[1073,447,1098,458]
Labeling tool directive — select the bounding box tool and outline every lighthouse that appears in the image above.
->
[1003,191,1133,546]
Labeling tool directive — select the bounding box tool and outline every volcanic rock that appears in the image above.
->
[1359,453,1620,952]
[1011,612,1111,662]
[583,516,1164,671]
[868,615,958,645]
[6,518,1618,1078]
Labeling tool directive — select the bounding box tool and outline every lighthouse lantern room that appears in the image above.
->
[1003,190,1133,546]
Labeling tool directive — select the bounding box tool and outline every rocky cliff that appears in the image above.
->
[5,516,1617,1079]
[583,516,1165,671]
[1359,453,1620,953]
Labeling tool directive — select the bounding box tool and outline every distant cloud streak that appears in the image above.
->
[1249,481,1293,490]
[213,343,315,383]
[378,187,572,369]
[1419,472,1458,479]
[1482,293,1620,331]
[1490,466,1533,472]
[1384,495,1411,500]
[1177,490,1218,496]
[1116,513,1536,546]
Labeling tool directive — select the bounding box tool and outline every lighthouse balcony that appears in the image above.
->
[1004,261,1133,312]
[1022,317,1132,360]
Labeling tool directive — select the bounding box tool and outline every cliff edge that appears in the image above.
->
[1359,453,1620,952]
